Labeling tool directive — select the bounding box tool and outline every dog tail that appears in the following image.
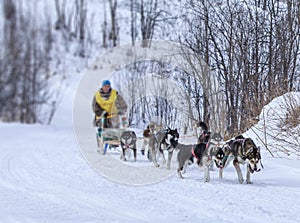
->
[199,122,208,132]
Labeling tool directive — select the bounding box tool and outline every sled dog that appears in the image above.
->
[172,137,225,181]
[120,131,137,162]
[220,135,263,184]
[141,122,163,160]
[180,142,225,181]
[187,130,224,172]
[149,127,179,169]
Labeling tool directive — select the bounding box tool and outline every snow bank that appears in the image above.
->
[244,92,300,159]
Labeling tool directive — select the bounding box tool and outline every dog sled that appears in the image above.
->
[95,112,128,155]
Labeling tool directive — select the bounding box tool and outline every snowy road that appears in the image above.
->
[0,123,300,223]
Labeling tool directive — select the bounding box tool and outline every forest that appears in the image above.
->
[1,0,299,138]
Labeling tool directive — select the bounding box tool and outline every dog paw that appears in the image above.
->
[246,181,253,184]
[161,160,166,165]
[178,173,184,179]
[238,179,244,184]
[187,160,193,165]
[141,150,145,155]
[147,152,152,161]
[204,178,210,182]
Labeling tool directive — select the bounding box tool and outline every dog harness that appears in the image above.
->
[191,143,212,162]
[233,138,247,160]
[191,145,202,165]
[191,145,197,159]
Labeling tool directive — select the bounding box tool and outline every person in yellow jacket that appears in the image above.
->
[92,80,127,128]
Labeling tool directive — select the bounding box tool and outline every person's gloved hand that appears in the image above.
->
[95,117,102,127]
[100,111,108,117]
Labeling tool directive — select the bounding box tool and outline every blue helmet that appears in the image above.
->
[102,80,111,87]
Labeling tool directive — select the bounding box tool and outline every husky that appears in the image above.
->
[141,122,163,160]
[173,137,225,181]
[185,129,224,173]
[141,123,155,158]
[189,122,211,167]
[149,127,179,169]
[209,132,223,145]
[219,135,263,184]
[120,131,137,162]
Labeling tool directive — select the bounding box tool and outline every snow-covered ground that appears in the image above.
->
[1,0,300,221]
[1,122,300,223]
[1,76,300,223]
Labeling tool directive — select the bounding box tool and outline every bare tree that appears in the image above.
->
[108,0,119,47]
[130,0,138,46]
[179,0,300,136]
[1,0,55,123]
[138,0,171,47]
[101,0,119,47]
[102,0,108,48]
[75,0,87,57]
[54,0,67,31]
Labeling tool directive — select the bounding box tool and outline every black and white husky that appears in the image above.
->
[194,122,224,170]
[149,128,179,169]
[182,130,224,173]
[219,135,263,184]
[120,131,137,162]
[174,140,225,181]
[171,122,225,182]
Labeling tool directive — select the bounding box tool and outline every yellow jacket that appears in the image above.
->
[94,89,118,118]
